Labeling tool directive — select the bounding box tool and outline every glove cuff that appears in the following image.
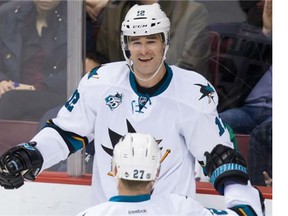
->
[211,164,249,195]
[210,163,247,185]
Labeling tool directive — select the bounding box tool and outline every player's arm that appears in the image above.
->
[0,121,89,190]
[0,74,94,189]
[203,144,265,216]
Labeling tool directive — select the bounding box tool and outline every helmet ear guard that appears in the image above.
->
[120,34,131,62]
[112,133,162,181]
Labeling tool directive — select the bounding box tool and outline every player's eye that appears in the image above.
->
[147,40,156,44]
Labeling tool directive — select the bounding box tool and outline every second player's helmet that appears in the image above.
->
[112,133,161,181]
[121,3,170,61]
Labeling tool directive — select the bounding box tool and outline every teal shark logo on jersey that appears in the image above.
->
[88,66,101,79]
[105,92,123,111]
[194,83,215,104]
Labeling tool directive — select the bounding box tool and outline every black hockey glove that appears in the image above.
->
[0,142,43,189]
[204,144,249,195]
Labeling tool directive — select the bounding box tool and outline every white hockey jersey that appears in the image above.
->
[32,61,233,204]
[76,184,264,216]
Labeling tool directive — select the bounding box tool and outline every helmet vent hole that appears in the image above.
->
[134,17,147,20]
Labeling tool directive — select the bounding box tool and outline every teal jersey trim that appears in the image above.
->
[44,120,88,155]
[229,204,258,216]
[129,62,173,97]
[109,194,151,203]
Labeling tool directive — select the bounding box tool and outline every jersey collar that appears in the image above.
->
[109,194,151,203]
[129,63,173,97]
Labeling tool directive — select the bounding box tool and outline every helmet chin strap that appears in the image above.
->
[128,45,169,82]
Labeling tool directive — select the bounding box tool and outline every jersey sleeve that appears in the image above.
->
[195,185,264,215]
[162,192,261,216]
[53,72,96,139]
[224,183,264,216]
[186,109,233,162]
[30,72,98,171]
[180,77,234,163]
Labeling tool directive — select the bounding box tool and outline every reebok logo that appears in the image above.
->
[128,209,147,214]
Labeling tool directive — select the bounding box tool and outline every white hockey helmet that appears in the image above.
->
[121,3,170,61]
[112,133,161,181]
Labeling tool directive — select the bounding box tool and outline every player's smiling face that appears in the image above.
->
[128,34,165,79]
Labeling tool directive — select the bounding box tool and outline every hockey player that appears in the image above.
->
[76,133,264,216]
[0,3,263,213]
